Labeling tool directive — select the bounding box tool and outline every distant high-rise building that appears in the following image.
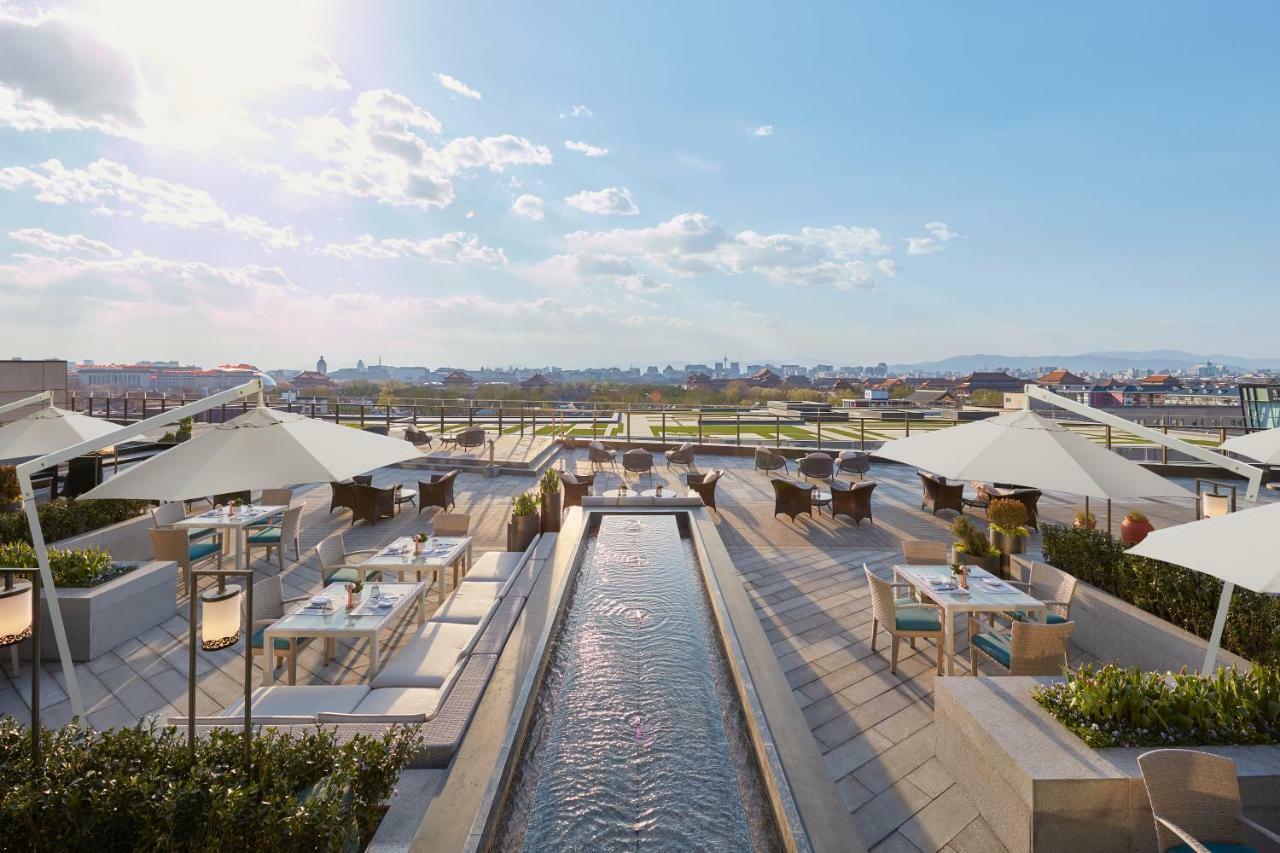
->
[357,359,366,372]
[316,355,328,375]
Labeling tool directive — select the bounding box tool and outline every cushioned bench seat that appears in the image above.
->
[431,580,500,626]
[317,687,445,724]
[168,685,371,726]
[462,551,524,583]
[371,620,480,689]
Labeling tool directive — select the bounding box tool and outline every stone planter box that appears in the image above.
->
[1010,555,1251,673]
[24,559,177,661]
[51,511,157,562]
[935,677,1280,853]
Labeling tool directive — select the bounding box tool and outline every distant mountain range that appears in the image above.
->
[884,350,1280,374]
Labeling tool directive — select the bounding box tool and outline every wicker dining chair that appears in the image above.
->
[754,447,788,475]
[588,441,617,473]
[418,470,459,514]
[836,450,871,480]
[622,449,654,485]
[968,619,1074,676]
[901,539,950,565]
[350,483,399,527]
[249,575,310,685]
[315,533,381,585]
[771,478,814,521]
[831,480,875,525]
[865,565,945,675]
[151,502,218,544]
[455,428,487,451]
[246,506,303,571]
[561,471,595,508]
[329,481,358,515]
[918,471,965,516]
[1138,748,1280,853]
[797,452,834,484]
[666,443,695,470]
[150,527,222,591]
[404,426,434,448]
[687,470,723,514]
[431,513,471,580]
[1003,566,1077,625]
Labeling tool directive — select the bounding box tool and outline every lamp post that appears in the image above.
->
[1195,479,1237,520]
[0,567,39,765]
[188,567,253,770]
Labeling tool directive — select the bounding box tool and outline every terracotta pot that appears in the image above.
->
[1120,516,1154,545]
[540,490,562,533]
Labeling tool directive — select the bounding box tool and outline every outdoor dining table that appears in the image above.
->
[360,535,472,602]
[892,563,1048,676]
[173,503,287,571]
[261,580,427,686]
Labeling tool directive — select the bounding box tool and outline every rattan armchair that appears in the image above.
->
[588,441,617,473]
[836,450,871,480]
[622,448,654,485]
[150,527,222,591]
[560,471,595,508]
[246,505,303,571]
[754,447,788,475]
[771,478,814,521]
[666,442,695,470]
[250,575,310,685]
[797,452,834,484]
[455,428,487,451]
[315,533,381,585]
[865,565,945,675]
[404,426,435,448]
[329,480,357,515]
[918,471,965,516]
[901,539,950,565]
[831,480,875,525]
[687,470,723,514]
[418,470,459,514]
[967,619,1074,676]
[991,487,1042,527]
[1138,748,1280,853]
[350,483,399,527]
[1002,565,1077,625]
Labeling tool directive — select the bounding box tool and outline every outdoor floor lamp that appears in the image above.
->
[0,567,40,766]
[188,567,254,770]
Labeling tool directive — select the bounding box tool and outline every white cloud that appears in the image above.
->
[906,221,960,256]
[0,158,309,249]
[511,194,545,221]
[676,152,721,172]
[564,140,608,157]
[750,124,774,137]
[559,104,592,119]
[565,213,893,290]
[564,186,639,216]
[259,89,552,210]
[528,252,670,296]
[8,228,121,259]
[319,233,507,266]
[434,73,482,100]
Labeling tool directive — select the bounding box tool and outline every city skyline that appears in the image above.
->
[1,2,1278,365]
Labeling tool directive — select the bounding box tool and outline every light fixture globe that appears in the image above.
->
[1202,492,1231,519]
[200,585,242,651]
[0,580,33,647]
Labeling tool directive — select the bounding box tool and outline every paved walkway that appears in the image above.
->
[0,448,1249,852]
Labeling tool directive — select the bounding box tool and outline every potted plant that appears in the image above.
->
[1074,509,1096,530]
[508,492,540,552]
[538,467,562,533]
[0,464,20,513]
[987,498,1030,558]
[950,517,1002,576]
[1120,510,1154,545]
[175,416,194,442]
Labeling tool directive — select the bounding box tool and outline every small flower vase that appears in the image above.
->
[346,588,357,609]
[958,566,969,589]
[414,540,424,555]
[656,484,664,497]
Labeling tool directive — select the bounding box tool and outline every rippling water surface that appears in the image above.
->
[496,514,781,851]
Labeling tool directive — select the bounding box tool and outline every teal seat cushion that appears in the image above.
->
[973,632,1012,668]
[323,566,379,585]
[1014,610,1068,624]
[895,606,941,632]
[188,527,217,541]
[247,527,282,544]
[188,541,221,561]
[250,626,307,652]
[1167,845,1255,853]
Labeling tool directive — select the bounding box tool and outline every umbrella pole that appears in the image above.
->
[1106,499,1112,536]
[1202,583,1233,675]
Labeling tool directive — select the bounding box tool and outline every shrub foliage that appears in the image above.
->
[1035,663,1280,748]
[0,542,127,587]
[0,721,421,852]
[1040,523,1280,666]
[0,498,151,546]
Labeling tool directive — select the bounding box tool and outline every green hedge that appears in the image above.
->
[0,721,421,851]
[0,498,151,546]
[0,542,130,587]
[1040,524,1280,666]
[1035,663,1280,748]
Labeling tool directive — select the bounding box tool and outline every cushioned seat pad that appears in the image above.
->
[431,582,500,625]
[371,621,480,689]
[189,541,221,561]
[895,607,942,632]
[973,631,1013,668]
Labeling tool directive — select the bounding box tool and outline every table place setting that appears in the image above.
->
[976,577,1019,594]
[301,595,335,614]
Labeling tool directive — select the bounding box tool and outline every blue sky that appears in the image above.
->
[0,1,1276,371]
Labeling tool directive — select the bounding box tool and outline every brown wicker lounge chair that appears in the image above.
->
[455,428,487,451]
[865,565,944,676]
[990,487,1041,527]
[797,452,834,483]
[771,478,814,521]
[967,619,1074,676]
[560,471,595,508]
[754,447,788,475]
[665,442,695,470]
[588,441,616,473]
[329,481,357,515]
[830,480,875,525]
[622,448,654,485]
[1138,749,1280,852]
[835,450,871,479]
[350,483,399,527]
[418,469,459,514]
[918,471,965,516]
[687,470,723,514]
[404,426,434,448]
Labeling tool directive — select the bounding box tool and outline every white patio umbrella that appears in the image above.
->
[875,410,1192,500]
[0,406,121,461]
[1128,501,1280,672]
[1220,427,1280,466]
[81,406,424,501]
